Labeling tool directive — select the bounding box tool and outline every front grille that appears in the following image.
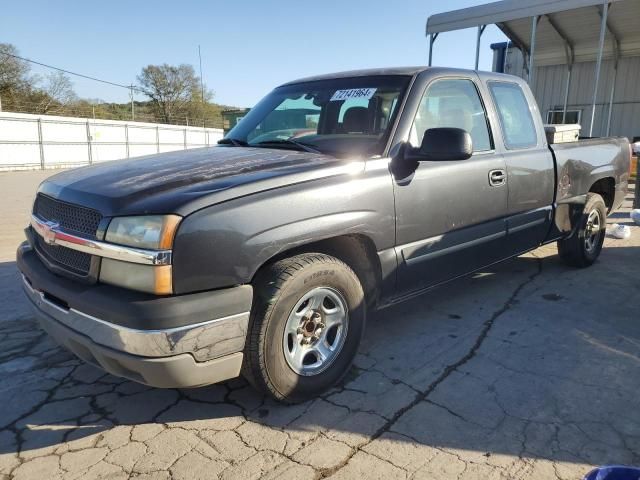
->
[35,235,93,276]
[32,194,102,278]
[34,194,102,238]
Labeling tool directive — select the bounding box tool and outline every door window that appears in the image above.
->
[409,79,492,152]
[489,82,538,149]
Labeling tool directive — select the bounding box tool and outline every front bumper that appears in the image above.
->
[18,243,253,388]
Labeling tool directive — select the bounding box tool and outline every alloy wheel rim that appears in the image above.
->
[584,209,602,254]
[282,287,349,376]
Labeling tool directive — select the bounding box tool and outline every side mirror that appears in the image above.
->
[415,127,473,161]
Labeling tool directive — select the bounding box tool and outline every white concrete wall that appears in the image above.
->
[0,112,224,171]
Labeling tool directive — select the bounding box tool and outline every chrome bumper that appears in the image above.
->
[22,275,249,363]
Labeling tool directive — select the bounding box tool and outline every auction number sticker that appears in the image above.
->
[330,88,377,101]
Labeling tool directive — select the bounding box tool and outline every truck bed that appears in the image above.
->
[550,136,630,212]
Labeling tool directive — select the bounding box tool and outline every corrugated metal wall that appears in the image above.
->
[501,47,640,141]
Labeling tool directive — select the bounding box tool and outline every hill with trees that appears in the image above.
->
[0,43,236,128]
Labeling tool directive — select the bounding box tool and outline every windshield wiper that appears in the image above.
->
[251,139,322,154]
[218,137,249,147]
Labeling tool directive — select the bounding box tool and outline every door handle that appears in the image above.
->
[489,169,506,187]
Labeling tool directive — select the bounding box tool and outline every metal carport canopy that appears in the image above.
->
[426,0,640,66]
[425,0,640,136]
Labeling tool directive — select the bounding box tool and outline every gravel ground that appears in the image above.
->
[0,170,638,480]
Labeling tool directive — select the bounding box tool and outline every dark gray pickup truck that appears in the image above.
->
[18,67,631,402]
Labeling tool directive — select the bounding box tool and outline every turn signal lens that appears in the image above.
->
[100,259,173,295]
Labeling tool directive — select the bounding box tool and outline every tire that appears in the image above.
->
[557,193,607,268]
[243,253,366,403]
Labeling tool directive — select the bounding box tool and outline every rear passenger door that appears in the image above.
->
[393,75,509,295]
[485,80,555,255]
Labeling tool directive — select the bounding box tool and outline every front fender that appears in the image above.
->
[171,164,395,294]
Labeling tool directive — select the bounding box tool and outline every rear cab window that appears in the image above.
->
[488,82,538,149]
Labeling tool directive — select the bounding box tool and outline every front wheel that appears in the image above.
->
[243,253,366,403]
[557,192,607,268]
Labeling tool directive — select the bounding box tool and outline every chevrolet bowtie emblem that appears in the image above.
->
[41,220,60,245]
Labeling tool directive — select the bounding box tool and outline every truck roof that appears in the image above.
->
[281,67,428,86]
[280,67,518,86]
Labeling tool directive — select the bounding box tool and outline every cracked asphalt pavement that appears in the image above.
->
[1,171,639,479]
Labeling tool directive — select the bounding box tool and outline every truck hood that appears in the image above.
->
[39,146,357,216]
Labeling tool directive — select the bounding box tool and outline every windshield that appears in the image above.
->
[225,75,411,157]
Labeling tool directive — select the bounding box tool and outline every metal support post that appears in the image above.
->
[124,124,130,158]
[562,66,573,124]
[428,33,439,66]
[605,33,620,136]
[130,85,135,121]
[503,40,510,73]
[589,1,609,137]
[37,118,45,170]
[529,16,539,87]
[606,60,618,136]
[475,25,486,70]
[546,14,575,124]
[86,120,92,164]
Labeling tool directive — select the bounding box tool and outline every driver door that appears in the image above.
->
[393,76,509,295]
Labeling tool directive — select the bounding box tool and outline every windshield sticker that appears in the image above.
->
[330,88,377,102]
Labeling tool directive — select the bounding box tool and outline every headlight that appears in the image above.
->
[101,215,181,295]
[105,215,181,250]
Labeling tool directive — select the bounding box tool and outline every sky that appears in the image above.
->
[1,0,507,108]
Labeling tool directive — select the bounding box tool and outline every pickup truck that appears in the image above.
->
[17,67,631,403]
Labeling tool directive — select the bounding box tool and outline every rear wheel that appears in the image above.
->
[243,253,365,403]
[557,193,607,268]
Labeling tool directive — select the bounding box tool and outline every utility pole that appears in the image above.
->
[130,84,135,121]
[198,45,205,127]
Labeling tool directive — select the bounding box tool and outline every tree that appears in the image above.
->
[33,71,77,113]
[0,46,226,126]
[137,63,207,123]
[0,43,34,110]
[0,43,30,92]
